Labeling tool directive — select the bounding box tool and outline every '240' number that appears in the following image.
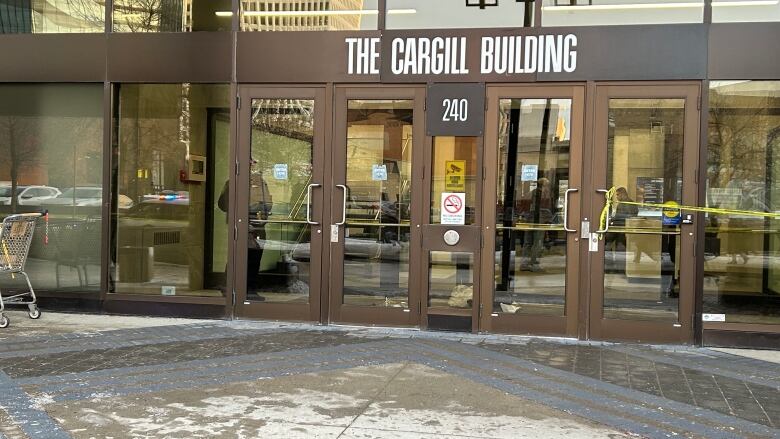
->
[442,98,468,122]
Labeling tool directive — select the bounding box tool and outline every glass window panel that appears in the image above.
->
[603,98,685,322]
[713,0,780,23]
[113,0,230,32]
[493,98,571,317]
[542,0,703,26]
[342,99,413,308]
[0,0,104,33]
[429,251,474,309]
[0,84,103,293]
[705,81,780,325]
[430,137,477,225]
[386,0,533,29]
[240,0,378,32]
[112,84,230,297]
[247,98,314,303]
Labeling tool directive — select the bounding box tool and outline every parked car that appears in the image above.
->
[0,185,61,205]
[45,186,134,210]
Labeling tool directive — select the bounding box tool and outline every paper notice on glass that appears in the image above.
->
[440,192,465,225]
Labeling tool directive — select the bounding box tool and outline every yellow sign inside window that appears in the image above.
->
[445,160,466,192]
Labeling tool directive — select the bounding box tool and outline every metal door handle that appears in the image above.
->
[336,184,348,226]
[563,188,578,232]
[306,183,321,225]
[595,189,610,233]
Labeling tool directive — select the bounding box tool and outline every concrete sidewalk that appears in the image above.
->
[0,311,778,438]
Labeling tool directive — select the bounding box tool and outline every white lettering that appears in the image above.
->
[564,34,577,73]
[346,37,358,74]
[480,37,493,74]
[404,38,417,74]
[432,37,445,74]
[370,37,380,74]
[391,38,404,75]
[418,38,431,75]
[524,36,537,73]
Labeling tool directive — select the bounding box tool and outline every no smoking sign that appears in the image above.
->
[440,192,466,225]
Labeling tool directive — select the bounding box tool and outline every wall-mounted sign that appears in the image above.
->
[347,34,577,77]
[445,160,466,191]
[427,83,485,136]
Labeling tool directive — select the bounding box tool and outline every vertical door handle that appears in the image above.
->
[306,183,321,225]
[595,189,611,233]
[335,184,348,226]
[563,188,578,232]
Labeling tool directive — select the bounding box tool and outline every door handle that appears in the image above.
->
[335,184,348,226]
[595,189,610,233]
[306,183,321,225]
[563,188,578,232]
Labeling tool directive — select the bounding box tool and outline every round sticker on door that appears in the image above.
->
[443,229,460,246]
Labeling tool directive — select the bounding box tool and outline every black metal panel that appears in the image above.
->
[107,32,232,83]
[709,23,780,80]
[704,329,780,349]
[0,34,105,82]
[538,25,707,81]
[236,31,380,83]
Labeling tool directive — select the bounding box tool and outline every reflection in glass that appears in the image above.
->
[113,0,231,32]
[240,0,378,31]
[603,99,684,322]
[542,0,703,26]
[429,252,474,309]
[494,99,571,316]
[342,99,413,307]
[386,0,532,29]
[430,137,477,225]
[113,84,230,297]
[713,0,780,23]
[0,0,104,33]
[0,84,103,293]
[247,98,314,303]
[704,81,780,325]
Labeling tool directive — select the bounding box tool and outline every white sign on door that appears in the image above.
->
[440,192,466,225]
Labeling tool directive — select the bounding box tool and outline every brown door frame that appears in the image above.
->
[588,82,700,344]
[480,84,585,337]
[420,135,485,332]
[327,85,425,327]
[235,85,327,322]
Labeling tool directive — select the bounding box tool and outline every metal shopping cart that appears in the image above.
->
[0,213,43,328]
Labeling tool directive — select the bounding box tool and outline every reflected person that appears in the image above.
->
[218,159,273,295]
[520,178,553,272]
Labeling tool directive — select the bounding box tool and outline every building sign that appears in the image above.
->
[346,34,577,77]
[441,192,466,225]
[427,83,485,136]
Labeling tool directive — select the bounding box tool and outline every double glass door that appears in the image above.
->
[481,83,700,343]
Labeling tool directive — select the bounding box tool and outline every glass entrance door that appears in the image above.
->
[235,87,326,321]
[589,84,700,343]
[481,86,585,336]
[327,87,424,326]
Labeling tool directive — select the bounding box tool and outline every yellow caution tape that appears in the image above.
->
[598,186,780,239]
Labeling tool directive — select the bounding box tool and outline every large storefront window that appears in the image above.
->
[541,0,703,26]
[713,1,780,23]
[0,0,104,33]
[112,84,230,297]
[705,81,780,325]
[386,0,532,29]
[113,0,230,32]
[0,84,103,293]
[240,0,378,31]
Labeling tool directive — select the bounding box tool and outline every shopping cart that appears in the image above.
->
[0,213,43,328]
